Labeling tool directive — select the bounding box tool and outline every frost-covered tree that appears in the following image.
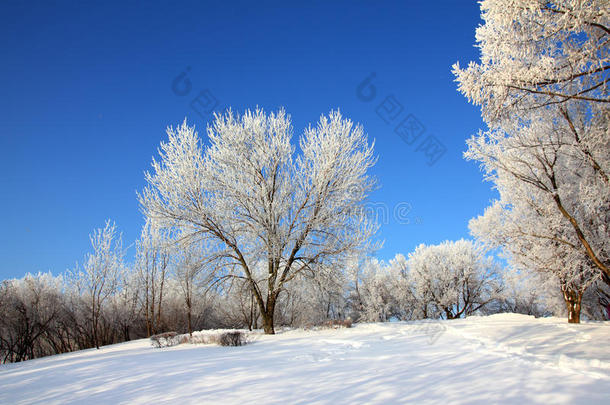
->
[277,262,348,327]
[140,109,377,333]
[453,0,609,122]
[454,0,610,283]
[350,255,416,322]
[407,240,501,319]
[173,242,215,336]
[470,194,600,323]
[135,220,172,336]
[490,267,559,318]
[0,273,63,362]
[109,270,141,341]
[68,220,125,348]
[463,110,609,291]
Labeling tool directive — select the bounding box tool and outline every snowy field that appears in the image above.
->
[1,314,609,404]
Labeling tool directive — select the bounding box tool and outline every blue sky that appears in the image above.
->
[0,0,494,279]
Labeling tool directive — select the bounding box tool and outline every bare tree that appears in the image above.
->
[0,274,63,362]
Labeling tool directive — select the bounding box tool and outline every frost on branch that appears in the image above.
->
[139,108,377,334]
[454,0,610,321]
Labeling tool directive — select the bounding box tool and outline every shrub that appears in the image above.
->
[150,332,179,348]
[324,319,352,329]
[185,333,210,345]
[217,331,246,346]
[151,330,248,348]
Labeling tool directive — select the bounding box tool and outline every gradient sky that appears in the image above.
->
[0,0,494,279]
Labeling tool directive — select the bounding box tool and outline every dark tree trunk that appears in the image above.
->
[187,299,193,336]
[92,296,100,349]
[261,296,277,334]
[157,274,165,332]
[262,313,274,334]
[562,287,583,324]
[248,293,255,331]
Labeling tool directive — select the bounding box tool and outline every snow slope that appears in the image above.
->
[1,314,609,404]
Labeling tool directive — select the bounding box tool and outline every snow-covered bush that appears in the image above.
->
[150,332,179,348]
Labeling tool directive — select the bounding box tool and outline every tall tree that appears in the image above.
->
[469,189,600,323]
[453,0,610,283]
[140,109,377,333]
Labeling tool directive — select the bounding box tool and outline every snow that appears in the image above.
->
[1,314,609,404]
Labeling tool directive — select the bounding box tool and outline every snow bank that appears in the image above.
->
[1,314,608,404]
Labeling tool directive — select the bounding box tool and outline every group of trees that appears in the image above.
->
[352,240,501,322]
[3,225,606,363]
[453,0,609,323]
[0,230,513,364]
[0,109,378,362]
[2,0,607,364]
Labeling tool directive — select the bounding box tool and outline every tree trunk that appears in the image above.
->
[248,293,254,331]
[145,303,151,337]
[187,298,193,336]
[157,274,165,333]
[261,297,277,334]
[562,287,583,324]
[262,312,274,334]
[92,301,100,349]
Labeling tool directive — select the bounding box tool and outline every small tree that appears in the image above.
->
[69,220,125,348]
[0,273,63,362]
[173,243,211,336]
[350,256,413,322]
[407,240,501,319]
[135,220,171,336]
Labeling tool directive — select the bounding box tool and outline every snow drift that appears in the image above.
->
[1,314,608,404]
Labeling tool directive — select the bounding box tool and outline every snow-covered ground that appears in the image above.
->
[1,314,609,404]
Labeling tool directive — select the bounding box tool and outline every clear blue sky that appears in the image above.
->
[0,0,494,279]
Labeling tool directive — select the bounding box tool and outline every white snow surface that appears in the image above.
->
[1,313,609,404]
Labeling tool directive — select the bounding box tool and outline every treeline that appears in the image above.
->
[2,230,608,364]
